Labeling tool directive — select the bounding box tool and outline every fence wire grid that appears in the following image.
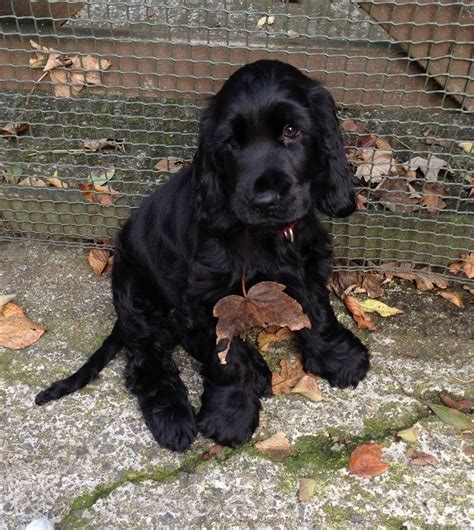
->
[0,0,473,282]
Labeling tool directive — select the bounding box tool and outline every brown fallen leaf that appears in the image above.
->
[348,444,389,477]
[30,40,73,72]
[373,177,420,213]
[343,294,376,331]
[448,252,474,280]
[425,137,452,149]
[272,356,305,395]
[291,374,323,402]
[255,432,293,462]
[438,291,464,309]
[298,478,317,502]
[355,150,393,184]
[0,302,47,350]
[154,156,185,174]
[406,448,439,467]
[422,182,448,215]
[341,120,358,133]
[79,182,122,206]
[29,41,111,99]
[328,270,362,298]
[257,327,293,352]
[18,177,47,188]
[83,138,125,153]
[47,177,68,189]
[201,444,225,461]
[87,249,113,276]
[361,272,385,298]
[379,263,448,292]
[213,282,311,364]
[1,122,29,136]
[356,192,368,210]
[409,155,449,182]
[440,394,474,413]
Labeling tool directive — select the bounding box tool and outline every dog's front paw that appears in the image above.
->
[197,385,261,447]
[304,334,370,389]
[140,396,197,452]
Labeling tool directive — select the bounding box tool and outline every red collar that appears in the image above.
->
[277,220,299,242]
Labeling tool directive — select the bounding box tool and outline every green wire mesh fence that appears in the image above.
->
[0,0,473,281]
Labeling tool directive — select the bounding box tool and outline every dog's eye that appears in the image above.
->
[282,124,300,140]
[228,138,240,150]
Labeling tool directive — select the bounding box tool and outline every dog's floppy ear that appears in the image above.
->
[309,85,356,218]
[193,102,236,234]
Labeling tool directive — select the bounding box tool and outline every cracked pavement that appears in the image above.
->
[1,241,473,529]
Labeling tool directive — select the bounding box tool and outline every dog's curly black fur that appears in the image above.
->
[36,60,369,452]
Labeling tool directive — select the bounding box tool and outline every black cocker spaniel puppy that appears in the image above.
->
[36,60,369,452]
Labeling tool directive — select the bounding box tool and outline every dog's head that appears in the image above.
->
[194,60,356,233]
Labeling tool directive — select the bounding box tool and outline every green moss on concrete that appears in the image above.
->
[361,405,425,441]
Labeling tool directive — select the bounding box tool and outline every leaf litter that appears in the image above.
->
[348,443,389,477]
[28,40,111,101]
[213,281,310,364]
[255,431,293,462]
[346,126,456,214]
[0,300,47,350]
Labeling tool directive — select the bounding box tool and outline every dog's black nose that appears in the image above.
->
[252,190,279,209]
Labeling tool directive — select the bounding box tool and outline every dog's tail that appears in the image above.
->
[35,320,123,405]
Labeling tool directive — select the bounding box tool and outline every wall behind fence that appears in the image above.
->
[0,0,473,280]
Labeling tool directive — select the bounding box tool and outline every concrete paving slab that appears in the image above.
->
[1,241,472,529]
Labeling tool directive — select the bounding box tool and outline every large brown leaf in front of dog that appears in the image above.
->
[213,281,311,364]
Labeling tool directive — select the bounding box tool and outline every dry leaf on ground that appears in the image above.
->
[440,394,473,413]
[396,426,421,443]
[343,295,376,330]
[154,156,185,174]
[361,272,385,298]
[291,374,323,402]
[257,327,293,352]
[272,356,305,395]
[47,170,68,189]
[2,165,23,184]
[438,291,464,309]
[355,150,393,184]
[0,302,47,349]
[379,263,448,291]
[201,444,225,461]
[342,120,358,133]
[348,443,389,477]
[422,182,448,214]
[18,177,47,188]
[458,141,473,154]
[409,155,449,182]
[1,122,29,136]
[84,138,125,154]
[255,432,293,462]
[29,41,111,98]
[79,182,122,206]
[448,252,474,280]
[87,249,113,276]
[373,177,420,213]
[428,403,474,431]
[406,449,439,467]
[298,478,317,502]
[213,281,311,364]
[30,40,72,72]
[359,299,403,317]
